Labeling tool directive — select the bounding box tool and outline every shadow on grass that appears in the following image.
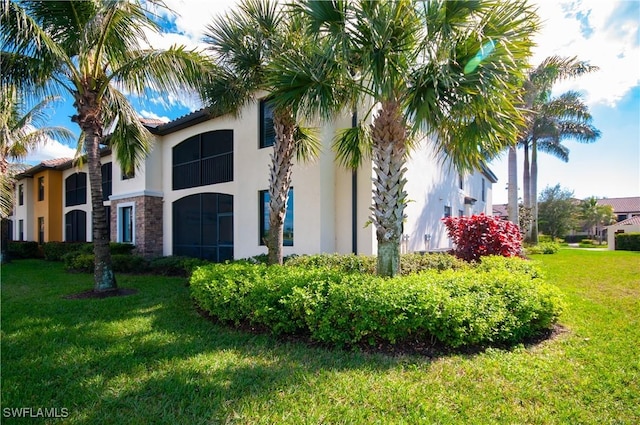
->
[2,260,412,423]
[1,259,562,424]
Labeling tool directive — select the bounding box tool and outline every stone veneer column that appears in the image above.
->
[110,195,163,258]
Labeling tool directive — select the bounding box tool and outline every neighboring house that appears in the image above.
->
[492,203,508,220]
[11,100,497,260]
[597,197,640,222]
[606,215,640,250]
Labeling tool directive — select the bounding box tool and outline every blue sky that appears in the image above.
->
[26,0,640,203]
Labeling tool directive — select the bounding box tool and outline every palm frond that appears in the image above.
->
[102,88,152,174]
[293,125,321,163]
[332,123,373,170]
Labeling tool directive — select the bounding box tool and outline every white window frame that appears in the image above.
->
[116,202,135,244]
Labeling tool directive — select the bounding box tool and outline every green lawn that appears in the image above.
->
[1,250,638,424]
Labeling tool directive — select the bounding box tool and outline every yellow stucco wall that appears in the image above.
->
[32,169,63,242]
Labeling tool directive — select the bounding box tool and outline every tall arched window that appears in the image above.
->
[172,130,233,190]
[173,193,233,262]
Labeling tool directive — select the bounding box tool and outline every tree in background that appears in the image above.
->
[580,197,616,244]
[0,84,74,218]
[202,0,320,266]
[270,0,538,276]
[0,84,74,263]
[538,184,577,241]
[513,56,599,244]
[1,0,212,291]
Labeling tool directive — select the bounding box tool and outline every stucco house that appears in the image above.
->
[11,99,497,260]
[606,216,640,250]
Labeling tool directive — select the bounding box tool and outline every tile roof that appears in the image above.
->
[597,197,640,213]
[609,215,640,226]
[492,203,508,217]
[41,157,73,168]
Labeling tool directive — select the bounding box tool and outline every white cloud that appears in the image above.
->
[144,0,240,51]
[139,110,171,122]
[25,138,77,165]
[532,0,639,107]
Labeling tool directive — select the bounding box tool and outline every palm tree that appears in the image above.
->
[580,197,615,243]
[526,90,600,243]
[1,0,211,291]
[0,84,74,218]
[202,0,320,265]
[513,56,599,243]
[269,0,538,276]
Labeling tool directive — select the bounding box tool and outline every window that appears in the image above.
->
[458,210,464,217]
[458,173,463,190]
[481,178,486,202]
[7,220,13,241]
[172,130,234,190]
[18,184,23,205]
[65,210,87,242]
[18,219,24,241]
[38,177,45,201]
[65,172,87,206]
[102,162,112,201]
[259,98,275,148]
[173,193,233,262]
[259,188,293,246]
[38,217,44,244]
[444,206,451,218]
[119,205,134,243]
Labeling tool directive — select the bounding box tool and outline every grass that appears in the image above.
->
[1,250,639,424]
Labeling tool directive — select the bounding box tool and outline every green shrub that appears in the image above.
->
[64,252,94,273]
[148,256,209,277]
[615,232,640,251]
[109,243,135,255]
[285,253,376,274]
[42,242,91,261]
[400,252,467,274]
[538,235,554,243]
[190,259,564,349]
[7,241,41,259]
[564,235,589,244]
[525,242,560,255]
[64,252,147,273]
[284,252,465,275]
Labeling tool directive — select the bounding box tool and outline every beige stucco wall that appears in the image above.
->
[607,224,640,249]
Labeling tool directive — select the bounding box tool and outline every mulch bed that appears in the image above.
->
[63,288,138,300]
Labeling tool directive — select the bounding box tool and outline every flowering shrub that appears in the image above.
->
[442,214,523,262]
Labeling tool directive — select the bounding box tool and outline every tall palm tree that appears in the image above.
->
[202,0,320,265]
[269,0,538,276]
[512,56,598,243]
[525,90,600,243]
[0,84,74,217]
[1,0,212,291]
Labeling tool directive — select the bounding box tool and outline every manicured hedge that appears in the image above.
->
[7,241,41,259]
[615,232,640,251]
[190,256,564,349]
[525,242,561,255]
[42,242,92,261]
[285,252,466,275]
[64,252,208,276]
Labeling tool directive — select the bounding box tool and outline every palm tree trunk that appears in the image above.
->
[522,142,531,240]
[73,91,116,291]
[530,138,539,244]
[370,100,407,277]
[267,108,296,265]
[507,145,519,225]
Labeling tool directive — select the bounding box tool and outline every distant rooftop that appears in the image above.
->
[608,215,640,226]
[597,197,640,213]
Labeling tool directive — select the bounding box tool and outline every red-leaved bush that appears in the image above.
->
[442,214,523,262]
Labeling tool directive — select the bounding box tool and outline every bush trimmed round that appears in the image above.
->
[190,256,564,349]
